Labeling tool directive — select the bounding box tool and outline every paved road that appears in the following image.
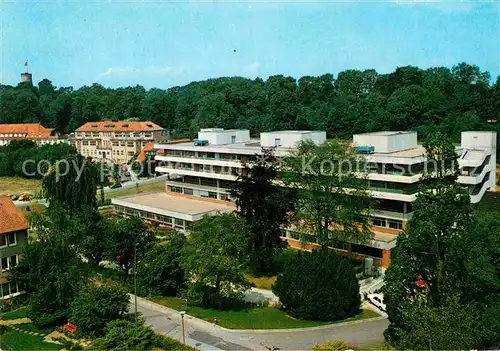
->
[132,295,388,351]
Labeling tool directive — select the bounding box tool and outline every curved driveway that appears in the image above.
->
[133,295,388,351]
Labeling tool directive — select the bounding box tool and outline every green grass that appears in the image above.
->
[0,177,41,197]
[0,306,30,320]
[149,296,380,329]
[0,328,60,351]
[103,180,165,199]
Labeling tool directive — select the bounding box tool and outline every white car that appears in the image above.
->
[367,293,386,311]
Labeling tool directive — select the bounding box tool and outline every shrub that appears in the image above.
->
[70,284,129,338]
[311,340,350,351]
[151,333,197,350]
[272,250,361,321]
[91,319,153,350]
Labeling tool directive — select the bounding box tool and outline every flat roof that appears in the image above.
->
[114,192,235,216]
[263,130,316,134]
[372,146,427,158]
[372,230,398,243]
[354,131,415,136]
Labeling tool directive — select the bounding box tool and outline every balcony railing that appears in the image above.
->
[159,153,242,162]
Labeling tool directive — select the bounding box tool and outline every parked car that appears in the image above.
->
[367,293,386,311]
[121,166,128,172]
[124,171,131,177]
[110,183,122,189]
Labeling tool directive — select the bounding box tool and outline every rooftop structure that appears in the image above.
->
[0,123,67,146]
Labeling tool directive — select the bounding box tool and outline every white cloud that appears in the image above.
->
[241,61,260,77]
[96,65,192,79]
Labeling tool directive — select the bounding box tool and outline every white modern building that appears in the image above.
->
[111,128,497,269]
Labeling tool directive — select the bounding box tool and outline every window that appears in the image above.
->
[1,257,8,271]
[1,283,10,297]
[170,186,182,193]
[351,244,383,258]
[10,283,18,294]
[274,138,281,146]
[371,217,387,227]
[8,233,16,246]
[200,178,217,187]
[220,193,228,201]
[0,235,6,247]
[388,219,403,230]
[174,218,184,227]
[208,192,217,199]
[9,255,17,268]
[184,188,193,195]
[231,135,236,144]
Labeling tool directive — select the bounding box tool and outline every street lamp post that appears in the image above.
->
[180,311,186,344]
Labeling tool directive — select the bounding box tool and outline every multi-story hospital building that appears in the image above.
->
[112,128,496,269]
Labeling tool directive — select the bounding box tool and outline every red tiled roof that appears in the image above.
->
[0,123,53,139]
[136,143,155,162]
[76,121,164,132]
[0,196,28,234]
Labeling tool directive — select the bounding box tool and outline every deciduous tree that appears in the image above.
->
[136,232,186,296]
[70,285,129,338]
[282,140,372,249]
[231,148,298,274]
[181,214,251,308]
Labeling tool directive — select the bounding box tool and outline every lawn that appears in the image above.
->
[0,328,60,351]
[0,306,30,320]
[148,296,380,330]
[102,180,165,199]
[0,177,41,197]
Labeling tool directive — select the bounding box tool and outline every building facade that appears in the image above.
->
[0,123,68,146]
[112,128,497,269]
[0,196,28,300]
[72,121,165,164]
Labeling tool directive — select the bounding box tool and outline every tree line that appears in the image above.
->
[0,140,79,179]
[1,63,499,142]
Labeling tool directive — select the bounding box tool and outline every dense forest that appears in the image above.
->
[1,63,499,142]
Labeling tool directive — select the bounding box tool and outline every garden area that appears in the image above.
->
[0,307,61,351]
[148,296,379,329]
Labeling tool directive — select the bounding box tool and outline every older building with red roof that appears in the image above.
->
[0,196,28,299]
[72,120,165,164]
[0,123,68,146]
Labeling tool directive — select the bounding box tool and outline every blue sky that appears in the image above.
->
[1,1,498,89]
